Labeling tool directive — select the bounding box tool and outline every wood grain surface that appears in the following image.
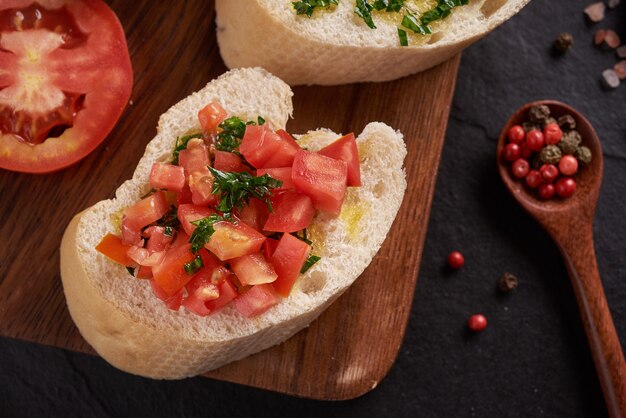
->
[0,0,459,400]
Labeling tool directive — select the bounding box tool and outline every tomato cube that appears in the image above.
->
[233,284,279,318]
[151,243,196,296]
[178,143,210,175]
[205,276,238,312]
[123,191,170,229]
[206,221,266,261]
[149,162,185,192]
[144,226,173,253]
[150,280,184,311]
[263,190,315,233]
[240,125,300,169]
[95,233,134,266]
[262,238,279,260]
[318,133,361,187]
[177,204,215,236]
[238,198,270,231]
[214,151,248,173]
[188,172,217,206]
[270,233,311,296]
[198,102,227,135]
[230,253,278,286]
[291,150,348,216]
[256,167,294,191]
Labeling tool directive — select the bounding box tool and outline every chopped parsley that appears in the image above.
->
[292,0,339,16]
[401,13,432,36]
[355,0,376,28]
[215,116,266,153]
[301,255,321,274]
[397,28,408,46]
[184,255,204,275]
[188,214,231,253]
[155,206,181,230]
[208,167,282,214]
[372,0,404,12]
[172,133,203,165]
[420,0,468,26]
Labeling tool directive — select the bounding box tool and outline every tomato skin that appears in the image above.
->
[96,233,134,266]
[240,125,300,169]
[182,266,221,316]
[177,204,215,236]
[264,190,315,233]
[198,102,227,135]
[176,184,193,205]
[230,253,278,286]
[178,143,210,175]
[123,191,169,229]
[233,284,279,318]
[151,243,196,296]
[256,167,294,191]
[291,150,348,216]
[188,171,218,206]
[318,133,361,187]
[205,221,266,261]
[143,226,173,253]
[204,276,238,312]
[150,280,183,311]
[135,265,152,279]
[149,163,185,192]
[270,233,311,297]
[0,0,133,173]
[214,151,247,173]
[238,198,270,231]
[262,238,279,260]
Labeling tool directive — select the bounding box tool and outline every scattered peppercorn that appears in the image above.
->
[601,69,621,89]
[594,29,607,46]
[539,145,563,164]
[575,146,593,165]
[614,61,626,80]
[553,32,574,54]
[467,314,488,332]
[617,46,626,59]
[543,117,557,128]
[602,30,621,50]
[529,105,551,124]
[498,272,519,292]
[559,131,582,155]
[558,115,576,131]
[522,121,541,133]
[584,2,605,23]
[447,251,465,269]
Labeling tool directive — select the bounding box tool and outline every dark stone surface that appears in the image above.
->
[1,0,625,417]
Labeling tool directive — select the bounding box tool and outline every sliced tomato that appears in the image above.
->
[95,233,133,266]
[205,221,266,261]
[149,163,185,192]
[0,1,133,173]
[262,238,279,260]
[178,143,210,175]
[205,276,238,312]
[239,124,300,169]
[256,167,294,191]
[292,150,348,216]
[177,204,215,236]
[238,198,270,232]
[198,101,227,135]
[122,191,169,229]
[233,284,279,318]
[150,280,183,311]
[230,253,278,286]
[270,233,311,296]
[182,267,220,316]
[151,243,196,296]
[318,133,361,187]
[264,190,315,233]
[214,150,247,173]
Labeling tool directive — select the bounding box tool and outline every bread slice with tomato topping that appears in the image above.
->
[215,0,530,85]
[60,67,407,379]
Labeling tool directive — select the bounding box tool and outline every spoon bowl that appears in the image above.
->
[497,100,626,418]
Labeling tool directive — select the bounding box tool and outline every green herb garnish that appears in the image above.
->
[172,133,203,165]
[293,229,313,245]
[184,255,204,275]
[397,28,408,46]
[208,167,282,213]
[301,255,321,274]
[355,0,376,28]
[401,13,432,35]
[164,226,174,237]
[420,0,468,26]
[155,206,181,230]
[293,0,339,16]
[216,117,247,152]
[257,116,265,125]
[372,0,404,12]
[188,214,230,253]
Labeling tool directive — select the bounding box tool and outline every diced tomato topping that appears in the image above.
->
[149,163,186,192]
[262,238,279,260]
[150,280,183,311]
[198,102,227,135]
[178,143,210,175]
[176,184,193,205]
[264,190,315,233]
[96,234,134,266]
[205,276,238,312]
[292,150,348,216]
[143,226,174,253]
[214,151,248,173]
[171,230,190,248]
[206,221,266,261]
[240,125,300,169]
[120,219,142,245]
[230,253,278,286]
[136,265,152,279]
[177,204,215,236]
[182,266,221,316]
[151,243,196,296]
[256,167,294,191]
[238,198,270,231]
[270,233,311,296]
[188,171,218,206]
[122,191,170,230]
[318,133,361,187]
[233,284,279,318]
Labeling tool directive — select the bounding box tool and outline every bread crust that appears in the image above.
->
[215,0,531,85]
[60,68,407,379]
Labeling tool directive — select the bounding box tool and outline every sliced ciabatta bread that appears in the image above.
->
[60,67,407,379]
[215,0,530,85]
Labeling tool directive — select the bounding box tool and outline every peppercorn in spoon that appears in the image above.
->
[497,100,626,418]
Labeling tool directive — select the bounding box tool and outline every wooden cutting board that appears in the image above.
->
[0,0,459,400]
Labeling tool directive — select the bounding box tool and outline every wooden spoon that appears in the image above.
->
[497,100,626,418]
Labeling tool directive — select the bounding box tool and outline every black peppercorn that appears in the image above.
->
[575,146,593,165]
[529,105,551,123]
[522,121,542,133]
[553,32,574,54]
[559,131,582,155]
[558,114,576,131]
[498,272,519,292]
[540,145,562,164]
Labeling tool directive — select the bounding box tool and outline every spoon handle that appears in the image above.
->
[555,225,626,418]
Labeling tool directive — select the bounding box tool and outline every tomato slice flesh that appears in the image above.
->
[95,233,134,266]
[205,221,266,261]
[151,243,196,296]
[264,190,315,233]
[256,167,294,191]
[230,253,278,286]
[271,233,311,296]
[318,133,361,187]
[233,284,279,318]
